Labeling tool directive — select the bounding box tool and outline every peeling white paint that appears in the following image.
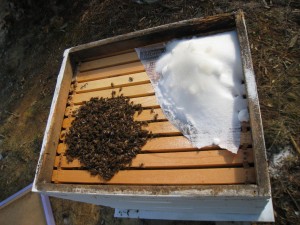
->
[32,48,72,192]
[245,68,258,100]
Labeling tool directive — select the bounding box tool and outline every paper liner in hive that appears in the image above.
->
[135,31,249,153]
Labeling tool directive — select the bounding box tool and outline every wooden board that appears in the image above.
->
[79,52,139,72]
[71,83,154,104]
[59,121,181,142]
[56,136,197,154]
[56,134,253,154]
[54,149,253,169]
[52,168,256,185]
[76,72,150,93]
[77,62,145,83]
[62,109,166,128]
[60,122,251,145]
[70,95,159,108]
[65,96,160,116]
[54,41,255,185]
[134,108,166,121]
[145,121,181,135]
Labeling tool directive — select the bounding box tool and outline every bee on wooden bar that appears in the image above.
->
[138,108,143,115]
[153,113,158,121]
[90,169,98,176]
[80,83,88,90]
[111,82,114,87]
[128,77,133,82]
[119,87,122,92]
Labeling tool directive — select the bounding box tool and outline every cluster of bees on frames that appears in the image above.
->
[65,95,151,180]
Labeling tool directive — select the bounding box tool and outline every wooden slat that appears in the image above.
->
[52,168,256,184]
[76,72,150,93]
[56,133,251,154]
[77,62,145,83]
[57,143,67,154]
[57,131,252,153]
[62,109,166,129]
[62,118,74,128]
[71,83,154,105]
[65,105,80,116]
[79,49,134,62]
[134,108,166,121]
[65,95,159,116]
[236,11,270,196]
[59,121,180,141]
[57,136,196,154]
[142,136,197,152]
[145,121,181,135]
[240,131,252,145]
[79,52,139,72]
[54,149,253,169]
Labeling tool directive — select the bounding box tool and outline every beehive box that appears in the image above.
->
[33,11,273,221]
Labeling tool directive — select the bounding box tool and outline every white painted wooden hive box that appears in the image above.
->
[33,11,274,222]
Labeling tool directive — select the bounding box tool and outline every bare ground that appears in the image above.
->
[0,0,299,224]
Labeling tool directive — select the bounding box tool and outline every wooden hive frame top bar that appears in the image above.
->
[33,11,270,199]
[54,48,255,185]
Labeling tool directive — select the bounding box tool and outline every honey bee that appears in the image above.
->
[138,108,143,115]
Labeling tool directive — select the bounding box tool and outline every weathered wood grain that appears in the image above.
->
[79,52,139,72]
[52,167,255,185]
[75,72,149,93]
[77,62,145,83]
[54,149,254,169]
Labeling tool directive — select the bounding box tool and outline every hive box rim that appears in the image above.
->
[33,10,271,199]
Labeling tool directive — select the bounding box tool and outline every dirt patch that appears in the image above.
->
[0,0,299,224]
